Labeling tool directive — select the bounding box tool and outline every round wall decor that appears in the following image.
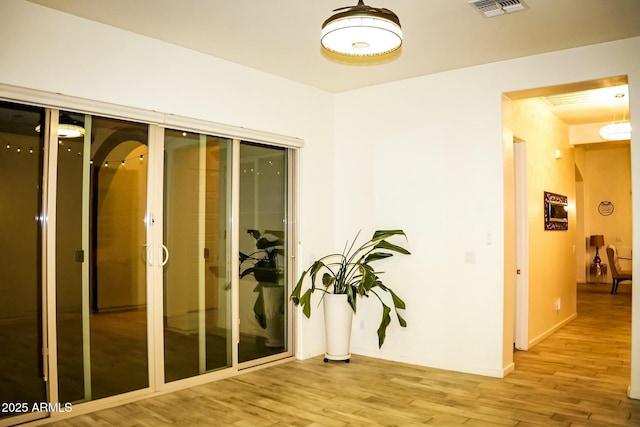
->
[598,201,614,216]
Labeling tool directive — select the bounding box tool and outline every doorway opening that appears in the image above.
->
[503,75,632,375]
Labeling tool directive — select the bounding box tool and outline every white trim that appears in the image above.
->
[231,139,241,367]
[198,134,207,374]
[0,83,304,148]
[287,149,298,355]
[44,109,59,409]
[147,124,165,391]
[81,115,93,401]
[514,140,529,351]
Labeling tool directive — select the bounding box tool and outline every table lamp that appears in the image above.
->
[589,235,605,265]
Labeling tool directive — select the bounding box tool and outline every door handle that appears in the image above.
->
[160,244,169,267]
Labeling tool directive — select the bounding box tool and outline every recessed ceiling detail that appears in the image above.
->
[468,0,527,18]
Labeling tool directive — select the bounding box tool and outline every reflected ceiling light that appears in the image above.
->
[35,113,85,139]
[599,93,632,141]
[321,0,402,57]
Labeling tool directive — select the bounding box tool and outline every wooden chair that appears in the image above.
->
[605,244,632,294]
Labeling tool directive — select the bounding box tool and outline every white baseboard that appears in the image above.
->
[528,313,577,349]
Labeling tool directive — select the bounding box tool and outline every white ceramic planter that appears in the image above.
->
[262,285,284,347]
[323,293,353,362]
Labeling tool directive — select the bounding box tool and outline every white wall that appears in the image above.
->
[334,37,640,387]
[0,0,334,359]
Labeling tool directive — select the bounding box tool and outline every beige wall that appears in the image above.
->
[96,144,147,310]
[577,142,632,276]
[506,98,577,346]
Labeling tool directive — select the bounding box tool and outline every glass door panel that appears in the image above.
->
[238,142,288,363]
[55,112,88,403]
[163,130,232,382]
[56,114,149,402]
[0,102,47,422]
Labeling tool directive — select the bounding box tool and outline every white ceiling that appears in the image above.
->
[25,0,640,127]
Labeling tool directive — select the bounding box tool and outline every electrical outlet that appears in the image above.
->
[360,319,366,330]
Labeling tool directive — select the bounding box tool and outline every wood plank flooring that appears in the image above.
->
[44,283,640,426]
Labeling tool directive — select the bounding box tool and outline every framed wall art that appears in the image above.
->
[544,191,568,230]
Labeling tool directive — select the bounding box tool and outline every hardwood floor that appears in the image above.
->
[44,283,639,426]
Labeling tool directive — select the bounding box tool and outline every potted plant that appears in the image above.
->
[290,229,410,361]
[240,229,285,347]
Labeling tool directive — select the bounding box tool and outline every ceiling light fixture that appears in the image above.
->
[320,0,402,57]
[599,93,632,141]
[35,113,86,139]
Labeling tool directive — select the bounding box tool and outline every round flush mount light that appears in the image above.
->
[321,0,402,57]
[599,122,632,141]
[599,93,632,141]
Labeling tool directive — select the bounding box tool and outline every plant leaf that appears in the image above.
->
[364,252,393,263]
[290,270,308,304]
[322,272,335,288]
[377,303,392,348]
[374,240,411,255]
[360,265,377,293]
[388,288,406,310]
[372,229,407,242]
[396,312,407,328]
[240,267,255,279]
[299,288,313,318]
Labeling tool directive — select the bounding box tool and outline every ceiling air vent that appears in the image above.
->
[543,91,594,107]
[468,0,527,18]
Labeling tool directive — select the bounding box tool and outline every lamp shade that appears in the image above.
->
[321,1,402,57]
[589,235,605,247]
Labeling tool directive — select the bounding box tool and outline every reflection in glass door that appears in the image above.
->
[238,142,289,363]
[0,102,47,424]
[162,130,232,382]
[56,114,149,402]
[0,98,296,425]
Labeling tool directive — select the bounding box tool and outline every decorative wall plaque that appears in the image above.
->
[598,201,614,216]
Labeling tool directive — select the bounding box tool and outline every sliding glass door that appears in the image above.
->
[238,142,289,363]
[0,102,47,424]
[0,98,295,425]
[56,114,150,403]
[162,130,233,382]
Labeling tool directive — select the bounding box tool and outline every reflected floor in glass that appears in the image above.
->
[57,309,149,401]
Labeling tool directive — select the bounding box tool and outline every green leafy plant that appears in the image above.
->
[290,229,410,348]
[239,230,284,329]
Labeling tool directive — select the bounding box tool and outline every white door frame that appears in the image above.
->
[514,139,529,350]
